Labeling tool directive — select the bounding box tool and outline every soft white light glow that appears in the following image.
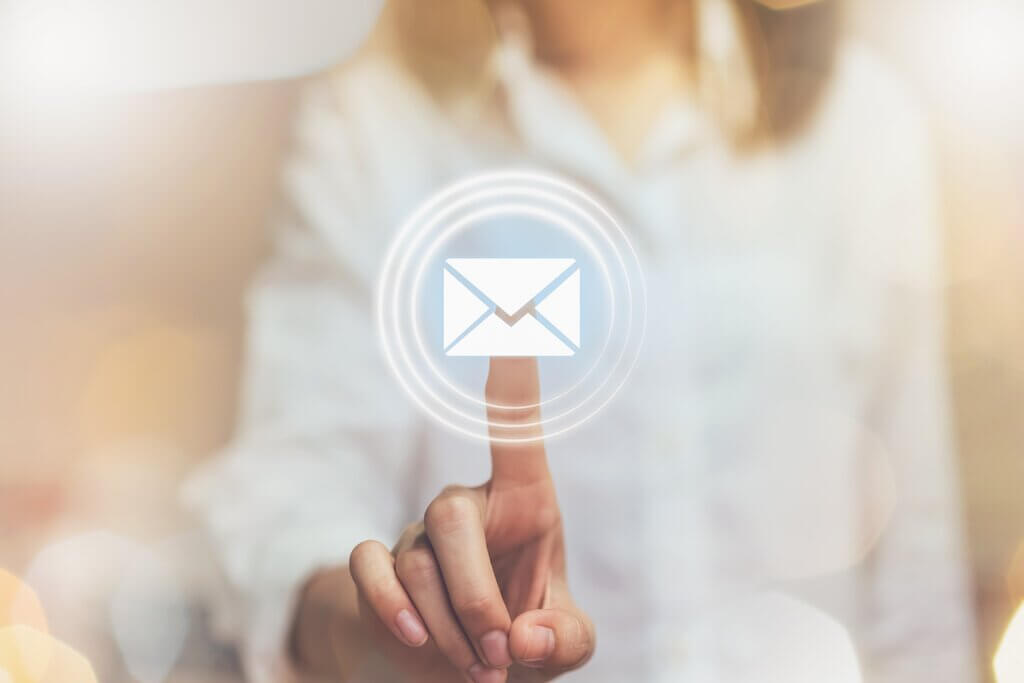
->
[109,545,190,683]
[675,592,863,683]
[899,1,1024,126]
[22,532,189,682]
[728,399,896,580]
[995,602,1024,683]
[0,0,384,92]
[376,170,647,443]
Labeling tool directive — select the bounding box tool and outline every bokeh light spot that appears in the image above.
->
[22,532,189,682]
[0,571,48,634]
[75,324,219,449]
[727,400,896,580]
[679,592,862,683]
[109,545,190,683]
[0,625,53,682]
[995,602,1024,683]
[0,624,96,682]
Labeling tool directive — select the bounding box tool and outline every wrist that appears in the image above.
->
[289,566,364,679]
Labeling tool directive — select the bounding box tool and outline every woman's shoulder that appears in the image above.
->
[810,40,941,287]
[814,39,932,163]
[283,50,485,239]
[297,50,469,156]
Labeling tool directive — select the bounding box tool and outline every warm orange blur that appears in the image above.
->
[0,626,97,683]
[0,570,97,683]
[0,570,48,639]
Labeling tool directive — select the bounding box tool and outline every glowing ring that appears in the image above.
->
[396,189,625,427]
[379,172,641,439]
[376,169,646,443]
[407,201,615,412]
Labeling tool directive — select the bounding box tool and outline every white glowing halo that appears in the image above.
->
[379,172,642,441]
[376,169,647,443]
[383,177,638,437]
[396,187,628,427]
[395,193,631,432]
[407,202,615,412]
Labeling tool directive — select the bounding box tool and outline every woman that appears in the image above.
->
[185,1,979,681]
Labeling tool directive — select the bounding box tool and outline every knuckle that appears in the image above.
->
[532,500,561,533]
[424,494,477,533]
[361,580,394,607]
[438,484,468,498]
[394,548,439,586]
[452,594,494,623]
[348,539,385,574]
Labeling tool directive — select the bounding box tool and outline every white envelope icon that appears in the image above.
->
[443,258,580,357]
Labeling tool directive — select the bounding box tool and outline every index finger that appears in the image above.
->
[486,357,550,487]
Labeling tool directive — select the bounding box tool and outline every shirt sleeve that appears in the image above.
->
[854,74,979,682]
[181,76,420,683]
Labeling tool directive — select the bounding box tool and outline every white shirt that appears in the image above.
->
[184,35,979,683]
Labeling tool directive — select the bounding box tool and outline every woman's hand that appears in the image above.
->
[346,357,594,683]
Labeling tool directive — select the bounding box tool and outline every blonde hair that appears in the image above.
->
[372,0,840,148]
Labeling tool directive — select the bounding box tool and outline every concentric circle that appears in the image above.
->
[376,170,646,443]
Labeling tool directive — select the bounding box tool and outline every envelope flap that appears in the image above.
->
[446,258,575,315]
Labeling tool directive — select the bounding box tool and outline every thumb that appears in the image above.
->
[508,584,595,674]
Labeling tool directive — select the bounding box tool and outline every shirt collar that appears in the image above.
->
[486,20,708,183]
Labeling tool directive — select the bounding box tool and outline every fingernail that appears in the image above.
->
[395,609,428,646]
[480,629,511,668]
[468,663,506,683]
[520,625,555,666]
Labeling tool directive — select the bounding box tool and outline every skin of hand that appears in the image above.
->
[292,357,594,683]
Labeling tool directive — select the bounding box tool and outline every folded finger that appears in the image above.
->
[424,489,512,670]
[349,540,428,648]
[395,545,504,682]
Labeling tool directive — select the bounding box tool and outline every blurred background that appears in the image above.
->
[1,1,1022,681]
